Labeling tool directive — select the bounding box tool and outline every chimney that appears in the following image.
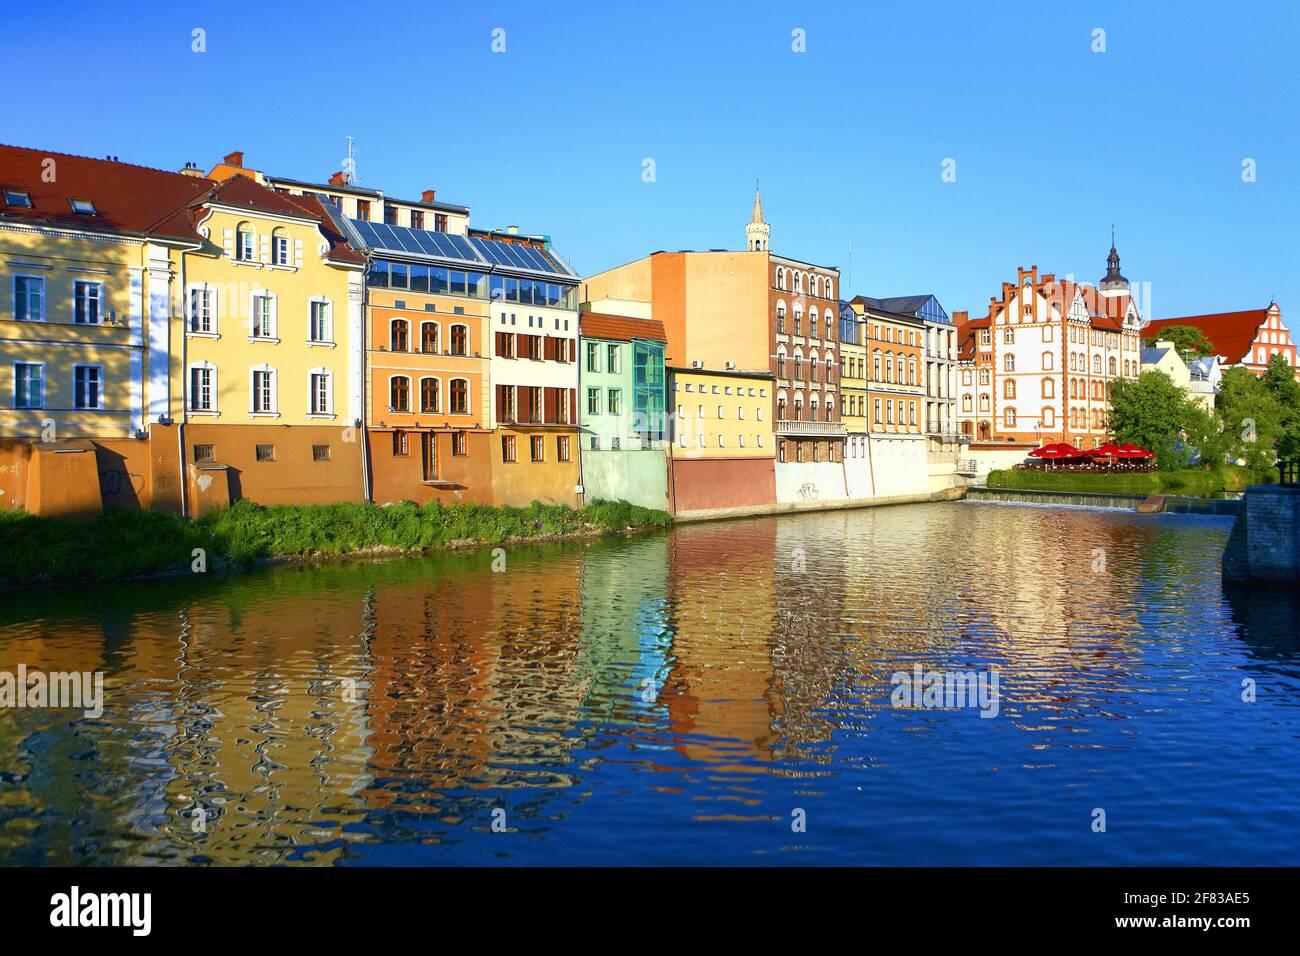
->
[507,225,519,235]
[179,161,204,178]
[421,189,436,203]
[223,151,244,167]
[328,171,349,187]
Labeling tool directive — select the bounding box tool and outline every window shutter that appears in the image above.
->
[568,388,576,425]
[544,387,557,424]
[222,228,234,259]
[259,233,270,264]
[294,238,304,268]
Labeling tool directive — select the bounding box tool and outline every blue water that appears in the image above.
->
[1,501,1297,865]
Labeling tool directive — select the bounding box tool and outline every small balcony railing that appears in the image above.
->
[774,420,848,437]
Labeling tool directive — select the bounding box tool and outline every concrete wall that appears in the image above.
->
[580,448,669,511]
[491,426,580,507]
[775,460,848,504]
[669,455,774,514]
[1223,485,1300,582]
[369,428,494,506]
[868,435,930,498]
[843,450,876,499]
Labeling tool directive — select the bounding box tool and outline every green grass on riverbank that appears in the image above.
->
[0,498,669,587]
[985,465,1276,497]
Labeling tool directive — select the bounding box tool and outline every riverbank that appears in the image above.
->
[0,498,670,588]
[985,465,1272,497]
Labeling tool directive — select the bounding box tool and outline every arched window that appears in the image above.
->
[873,350,882,381]
[777,349,787,379]
[908,356,917,385]
[776,303,786,334]
[1004,379,1016,399]
[271,227,290,266]
[235,222,255,261]
[1042,378,1055,399]
[1092,354,1102,374]
[1005,408,1016,428]
[390,375,410,412]
[826,357,834,381]
[391,319,409,352]
[449,378,469,414]
[450,324,468,356]
[825,279,833,300]
[962,395,972,411]
[1043,407,1055,427]
[794,308,803,336]
[420,377,439,413]
[1108,356,1117,376]
[421,321,438,353]
[794,351,803,380]
[1042,351,1054,371]
[1004,354,1015,372]
[827,312,834,338]
[1069,353,1076,371]
[809,307,820,338]
[885,354,894,383]
[777,271,785,291]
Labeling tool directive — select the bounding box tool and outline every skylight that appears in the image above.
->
[69,198,97,215]
[3,189,32,207]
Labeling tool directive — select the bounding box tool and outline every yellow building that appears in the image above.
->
[838,303,869,458]
[175,173,368,510]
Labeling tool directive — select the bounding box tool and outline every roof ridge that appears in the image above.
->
[0,142,197,180]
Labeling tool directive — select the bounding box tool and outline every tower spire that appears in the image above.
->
[1099,228,1128,294]
[745,181,770,251]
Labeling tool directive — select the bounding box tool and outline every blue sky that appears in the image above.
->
[3,0,1297,320]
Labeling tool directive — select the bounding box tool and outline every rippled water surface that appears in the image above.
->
[2,501,1298,865]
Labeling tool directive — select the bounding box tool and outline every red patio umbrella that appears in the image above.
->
[1089,442,1121,458]
[1114,443,1154,459]
[1029,442,1086,459]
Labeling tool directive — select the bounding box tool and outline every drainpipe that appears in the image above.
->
[359,265,372,503]
[175,242,199,519]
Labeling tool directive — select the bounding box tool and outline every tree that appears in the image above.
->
[1144,325,1216,358]
[1262,353,1300,459]
[1217,367,1287,471]
[1108,370,1205,469]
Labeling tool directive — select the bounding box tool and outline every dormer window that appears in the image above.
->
[3,189,32,207]
[69,198,96,215]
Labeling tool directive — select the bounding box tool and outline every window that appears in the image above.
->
[390,376,410,412]
[1004,380,1016,399]
[587,387,601,415]
[72,365,102,409]
[1004,328,1015,344]
[251,368,275,413]
[410,210,424,229]
[390,319,408,351]
[606,343,621,374]
[434,213,448,232]
[313,444,331,462]
[452,431,467,456]
[271,229,290,266]
[384,204,398,225]
[1042,378,1055,399]
[189,365,215,411]
[356,201,371,221]
[256,444,276,462]
[608,388,622,415]
[236,223,255,261]
[420,377,439,413]
[3,189,32,207]
[1004,354,1015,372]
[557,435,571,462]
[14,363,43,408]
[310,371,331,414]
[310,300,331,342]
[193,444,215,463]
[450,324,468,356]
[586,341,601,372]
[189,286,214,333]
[252,294,274,338]
[530,435,545,462]
[501,434,517,462]
[14,276,43,321]
[73,280,102,324]
[449,378,468,414]
[392,430,408,456]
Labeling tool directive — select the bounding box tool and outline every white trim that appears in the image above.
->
[308,295,334,345]
[187,361,218,414]
[71,362,106,410]
[11,273,45,322]
[308,367,334,416]
[185,281,218,335]
[11,359,46,410]
[249,363,279,416]
[71,277,104,326]
[248,287,278,339]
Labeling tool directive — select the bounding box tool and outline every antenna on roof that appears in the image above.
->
[341,136,358,186]
[847,239,853,296]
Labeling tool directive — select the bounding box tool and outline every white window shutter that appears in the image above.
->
[259,234,270,264]
[222,228,234,258]
[294,239,304,269]
[270,293,278,337]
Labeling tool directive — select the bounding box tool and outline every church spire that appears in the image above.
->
[745,181,770,252]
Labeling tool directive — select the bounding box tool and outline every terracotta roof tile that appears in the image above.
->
[580,311,666,343]
[0,143,211,240]
[1142,309,1273,364]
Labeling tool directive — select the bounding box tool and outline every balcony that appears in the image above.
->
[774,420,847,438]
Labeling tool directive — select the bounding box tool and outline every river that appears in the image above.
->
[2,501,1298,865]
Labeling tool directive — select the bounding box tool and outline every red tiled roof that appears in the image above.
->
[1142,309,1272,364]
[580,311,666,343]
[195,174,364,265]
[0,143,212,240]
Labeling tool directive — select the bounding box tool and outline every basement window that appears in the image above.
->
[4,189,32,207]
[312,444,331,462]
[193,444,215,463]
[255,444,276,462]
[69,198,97,215]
